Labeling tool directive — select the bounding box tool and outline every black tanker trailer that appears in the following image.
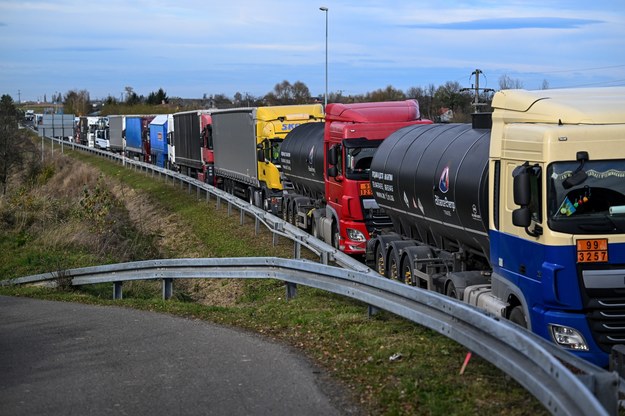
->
[367,116,493,298]
[279,122,325,200]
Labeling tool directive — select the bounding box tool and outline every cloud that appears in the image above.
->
[403,17,603,30]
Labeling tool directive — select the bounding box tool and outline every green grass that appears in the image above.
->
[0,146,548,415]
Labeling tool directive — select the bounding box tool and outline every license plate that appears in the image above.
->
[576,239,608,263]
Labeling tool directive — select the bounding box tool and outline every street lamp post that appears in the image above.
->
[319,6,328,108]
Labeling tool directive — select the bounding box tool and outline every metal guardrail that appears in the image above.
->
[43,136,368,273]
[0,257,619,416]
[26,135,622,415]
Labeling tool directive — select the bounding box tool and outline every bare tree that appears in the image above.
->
[499,75,524,90]
[291,81,311,104]
[366,85,406,102]
[434,81,471,112]
[64,89,91,116]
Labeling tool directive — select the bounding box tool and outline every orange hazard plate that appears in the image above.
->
[576,239,608,263]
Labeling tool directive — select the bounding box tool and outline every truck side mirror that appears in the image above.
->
[513,167,530,206]
[257,144,265,163]
[327,145,338,166]
[327,165,338,178]
[512,206,531,228]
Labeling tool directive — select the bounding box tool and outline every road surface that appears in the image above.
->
[0,296,359,416]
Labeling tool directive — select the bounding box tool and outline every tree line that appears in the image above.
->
[0,95,39,195]
[32,73,539,123]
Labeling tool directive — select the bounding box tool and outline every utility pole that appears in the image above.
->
[461,69,495,112]
[18,89,21,104]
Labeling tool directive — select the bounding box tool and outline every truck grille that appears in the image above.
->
[586,298,625,353]
[364,208,392,230]
[582,266,625,353]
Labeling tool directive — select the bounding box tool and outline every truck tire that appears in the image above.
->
[389,249,400,281]
[400,256,413,286]
[332,223,340,250]
[312,217,321,240]
[446,281,459,300]
[248,187,254,206]
[282,199,289,222]
[375,244,387,277]
[509,306,528,328]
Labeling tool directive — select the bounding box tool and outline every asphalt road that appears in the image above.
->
[0,296,358,416]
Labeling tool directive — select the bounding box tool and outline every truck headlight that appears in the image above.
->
[346,228,366,242]
[548,324,589,351]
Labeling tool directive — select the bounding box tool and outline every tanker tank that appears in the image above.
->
[280,122,325,199]
[370,122,491,259]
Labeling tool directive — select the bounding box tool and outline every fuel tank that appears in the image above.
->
[280,122,325,198]
[370,123,491,258]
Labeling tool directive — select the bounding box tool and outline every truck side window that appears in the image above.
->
[528,165,542,223]
[336,146,343,177]
[493,160,500,230]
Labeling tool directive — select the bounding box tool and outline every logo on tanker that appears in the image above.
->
[439,166,450,193]
[307,145,316,173]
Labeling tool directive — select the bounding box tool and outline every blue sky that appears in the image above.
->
[1,0,624,102]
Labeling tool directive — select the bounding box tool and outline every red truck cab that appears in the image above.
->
[323,101,432,254]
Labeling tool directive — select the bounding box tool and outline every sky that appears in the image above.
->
[1,0,624,103]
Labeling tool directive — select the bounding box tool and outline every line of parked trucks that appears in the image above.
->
[52,88,625,368]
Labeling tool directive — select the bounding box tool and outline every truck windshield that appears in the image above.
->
[344,139,381,181]
[547,159,625,234]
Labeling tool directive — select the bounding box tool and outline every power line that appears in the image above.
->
[533,63,625,75]
[551,78,625,89]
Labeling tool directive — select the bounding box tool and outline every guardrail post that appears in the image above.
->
[162,278,173,300]
[286,282,297,300]
[610,345,625,377]
[240,208,245,225]
[217,196,221,210]
[293,239,301,259]
[587,372,619,416]
[272,231,278,246]
[368,305,380,317]
[206,190,210,203]
[113,282,123,300]
[255,217,260,235]
[197,186,200,199]
[188,182,191,194]
[320,252,329,265]
[228,201,232,216]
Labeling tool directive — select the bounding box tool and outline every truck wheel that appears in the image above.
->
[262,190,269,211]
[446,281,459,300]
[375,244,386,277]
[311,217,321,240]
[282,200,289,221]
[332,224,340,250]
[248,187,254,205]
[389,251,400,281]
[400,257,413,285]
[509,306,528,328]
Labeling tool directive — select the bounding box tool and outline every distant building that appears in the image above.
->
[438,107,453,123]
